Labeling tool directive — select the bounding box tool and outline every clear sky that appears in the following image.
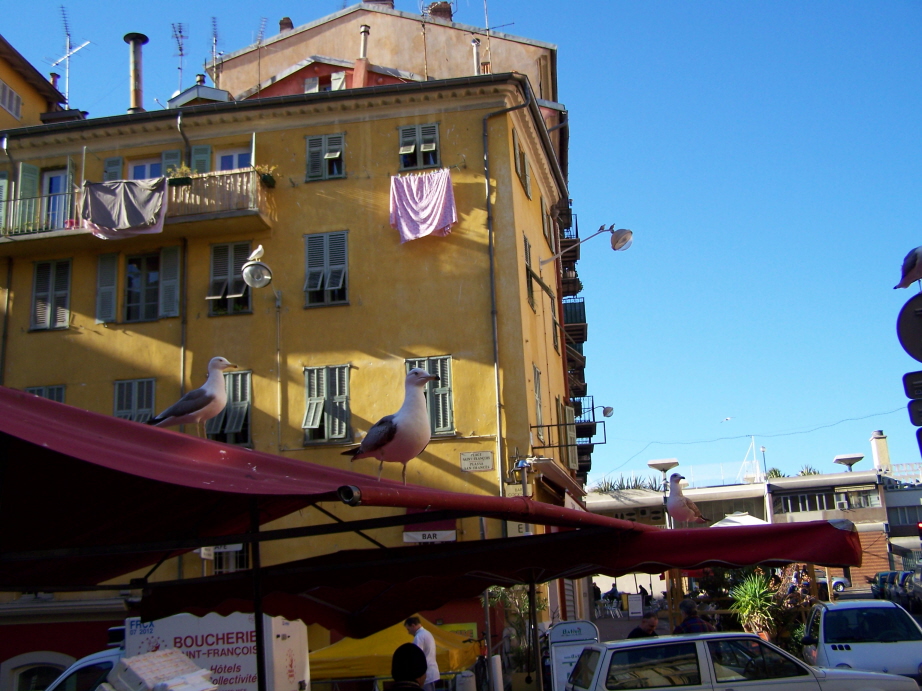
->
[5,1,922,485]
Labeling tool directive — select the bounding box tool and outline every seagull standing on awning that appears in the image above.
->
[341,368,439,484]
[147,356,237,435]
[667,473,710,526]
[895,246,922,289]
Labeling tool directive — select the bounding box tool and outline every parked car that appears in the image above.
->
[802,600,922,683]
[883,571,910,601]
[905,573,922,613]
[890,572,914,610]
[565,631,918,691]
[870,571,895,599]
[816,569,851,593]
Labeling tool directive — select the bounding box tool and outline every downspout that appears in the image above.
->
[483,76,531,522]
[180,238,188,401]
[177,112,190,165]
[0,136,13,385]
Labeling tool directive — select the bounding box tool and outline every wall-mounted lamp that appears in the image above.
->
[594,405,615,418]
[540,224,633,266]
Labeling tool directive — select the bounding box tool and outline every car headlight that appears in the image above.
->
[835,663,852,669]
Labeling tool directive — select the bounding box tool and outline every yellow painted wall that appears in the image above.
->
[0,56,51,128]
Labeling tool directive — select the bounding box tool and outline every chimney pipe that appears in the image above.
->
[279,17,293,33]
[49,73,60,89]
[471,38,481,75]
[195,74,206,86]
[870,430,892,474]
[124,33,149,114]
[359,25,370,59]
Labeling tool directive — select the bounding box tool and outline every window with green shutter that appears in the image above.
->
[25,385,65,403]
[302,365,350,443]
[31,259,71,330]
[305,134,345,181]
[405,357,454,435]
[398,123,440,170]
[96,254,119,323]
[533,365,544,441]
[103,157,123,182]
[524,235,535,311]
[114,379,155,423]
[206,370,251,445]
[207,242,252,315]
[304,232,348,306]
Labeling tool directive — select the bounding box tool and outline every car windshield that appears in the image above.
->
[824,608,922,643]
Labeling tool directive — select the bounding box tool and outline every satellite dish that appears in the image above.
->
[610,228,633,251]
[242,260,272,289]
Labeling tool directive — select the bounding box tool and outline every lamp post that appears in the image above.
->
[539,225,633,266]
[647,458,680,631]
[760,445,767,480]
[647,458,679,528]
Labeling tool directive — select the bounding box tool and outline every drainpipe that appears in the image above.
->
[2,135,16,217]
[0,257,11,386]
[177,112,191,166]
[482,76,532,524]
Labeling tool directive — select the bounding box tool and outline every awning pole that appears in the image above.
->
[480,518,494,691]
[528,580,543,691]
[250,498,268,691]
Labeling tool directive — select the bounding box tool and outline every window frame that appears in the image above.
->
[124,252,160,322]
[0,79,23,119]
[305,134,345,181]
[302,364,351,444]
[303,231,348,307]
[207,242,252,316]
[206,370,252,446]
[129,158,163,181]
[534,364,544,442]
[114,378,155,423]
[31,259,71,331]
[405,356,454,436]
[398,123,440,171]
[25,385,65,403]
[215,148,251,172]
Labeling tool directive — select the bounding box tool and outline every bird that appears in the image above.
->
[720,417,733,423]
[248,245,264,261]
[340,368,439,484]
[895,246,922,289]
[146,356,237,435]
[666,473,710,526]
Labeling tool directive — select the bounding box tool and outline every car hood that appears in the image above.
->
[819,642,922,676]
[815,666,919,690]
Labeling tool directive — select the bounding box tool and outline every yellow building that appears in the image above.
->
[0,1,607,678]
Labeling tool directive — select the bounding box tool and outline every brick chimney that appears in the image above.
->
[870,430,892,474]
[279,17,293,33]
[49,73,60,89]
[427,2,454,21]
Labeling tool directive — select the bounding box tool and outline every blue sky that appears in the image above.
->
[6,1,922,484]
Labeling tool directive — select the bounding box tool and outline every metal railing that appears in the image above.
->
[1,170,263,237]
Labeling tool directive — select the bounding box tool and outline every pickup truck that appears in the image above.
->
[564,632,918,691]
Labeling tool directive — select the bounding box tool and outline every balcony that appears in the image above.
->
[0,170,269,253]
[558,225,580,267]
[562,297,587,343]
[573,395,609,443]
[561,266,582,297]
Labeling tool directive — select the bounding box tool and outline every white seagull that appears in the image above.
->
[147,356,237,435]
[666,473,710,526]
[895,246,922,289]
[340,368,439,484]
[248,245,265,261]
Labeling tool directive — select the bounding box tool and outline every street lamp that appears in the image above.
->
[647,458,679,528]
[834,454,864,472]
[593,405,615,418]
[760,446,767,479]
[539,224,633,266]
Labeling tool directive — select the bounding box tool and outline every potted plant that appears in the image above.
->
[484,585,547,691]
[729,573,778,640]
[167,164,194,186]
[255,163,278,188]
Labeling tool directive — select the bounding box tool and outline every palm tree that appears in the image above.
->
[798,465,820,476]
[766,468,786,478]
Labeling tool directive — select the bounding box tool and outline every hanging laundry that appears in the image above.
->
[389,168,457,243]
[82,178,168,240]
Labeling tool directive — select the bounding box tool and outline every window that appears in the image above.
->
[25,385,65,403]
[524,235,535,310]
[31,260,71,330]
[205,372,253,444]
[706,639,807,682]
[303,365,350,443]
[534,365,544,441]
[778,491,835,513]
[207,242,251,315]
[398,124,440,170]
[14,664,66,691]
[125,254,159,321]
[892,505,922,526]
[216,148,251,172]
[96,248,180,323]
[42,169,68,229]
[405,357,453,435]
[130,159,162,180]
[0,79,23,119]
[512,128,532,198]
[606,642,700,689]
[206,371,251,445]
[114,379,155,422]
[837,488,880,509]
[214,545,249,574]
[304,232,348,306]
[541,197,556,250]
[306,134,345,181]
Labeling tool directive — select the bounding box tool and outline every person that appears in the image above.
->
[627,611,659,638]
[638,584,650,606]
[592,582,602,603]
[391,642,428,690]
[405,616,440,691]
[673,599,716,634]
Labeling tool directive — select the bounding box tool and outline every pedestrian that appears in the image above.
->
[592,581,602,603]
[391,643,428,690]
[638,584,650,606]
[627,611,659,639]
[673,599,716,635]
[404,616,440,691]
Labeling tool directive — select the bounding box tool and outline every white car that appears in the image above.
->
[565,632,917,691]
[802,600,922,682]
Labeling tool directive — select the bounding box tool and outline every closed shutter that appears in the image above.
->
[47,385,65,403]
[306,136,324,180]
[114,381,134,419]
[103,157,123,182]
[563,579,577,620]
[96,253,119,323]
[326,231,347,290]
[161,149,182,175]
[304,77,319,93]
[207,244,230,300]
[190,145,211,174]
[304,234,326,291]
[223,372,250,434]
[512,128,521,177]
[430,357,453,434]
[135,379,155,423]
[327,365,349,439]
[564,405,578,470]
[226,243,250,299]
[18,162,39,229]
[65,157,76,224]
[523,157,532,198]
[51,261,70,329]
[302,367,326,430]
[31,262,52,329]
[398,126,418,166]
[159,246,181,317]
[330,71,346,91]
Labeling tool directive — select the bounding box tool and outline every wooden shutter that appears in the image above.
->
[226,243,250,299]
[398,126,418,167]
[304,77,319,93]
[327,365,349,439]
[564,405,578,470]
[326,231,347,290]
[325,134,344,178]
[419,123,439,165]
[0,172,8,232]
[304,234,326,292]
[96,253,119,323]
[512,128,521,177]
[103,157,123,182]
[190,145,211,174]
[51,261,70,329]
[65,157,76,225]
[430,357,453,434]
[306,136,324,180]
[302,367,326,429]
[135,379,155,422]
[207,244,230,300]
[161,149,182,175]
[330,71,346,91]
[31,262,52,329]
[223,372,250,434]
[205,404,227,435]
[18,162,39,229]
[159,246,181,317]
[534,365,543,432]
[523,156,532,198]
[114,381,134,419]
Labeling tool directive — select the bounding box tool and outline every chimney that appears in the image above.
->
[427,1,453,21]
[353,25,371,89]
[279,17,293,33]
[49,72,60,90]
[363,0,394,8]
[123,33,149,114]
[471,38,481,75]
[195,74,206,86]
[870,430,892,474]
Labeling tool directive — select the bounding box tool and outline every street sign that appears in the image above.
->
[897,294,922,363]
[910,400,922,426]
[904,371,922,399]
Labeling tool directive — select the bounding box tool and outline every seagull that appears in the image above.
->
[720,417,733,423]
[248,245,264,261]
[666,473,710,526]
[895,246,922,289]
[146,356,237,435]
[340,368,439,484]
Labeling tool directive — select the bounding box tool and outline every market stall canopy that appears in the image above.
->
[138,519,861,638]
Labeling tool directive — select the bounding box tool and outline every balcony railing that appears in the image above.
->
[1,170,263,237]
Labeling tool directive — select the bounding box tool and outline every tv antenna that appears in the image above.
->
[210,17,222,89]
[50,6,89,107]
[171,23,187,93]
[255,17,267,45]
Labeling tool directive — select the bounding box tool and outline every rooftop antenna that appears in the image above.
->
[50,6,89,108]
[171,23,187,94]
[255,17,267,45]
[210,17,221,89]
[255,17,266,98]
